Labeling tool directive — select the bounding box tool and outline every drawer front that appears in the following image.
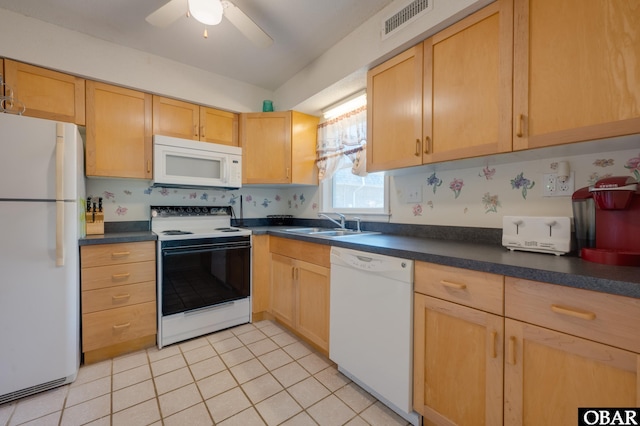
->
[82,281,156,313]
[415,261,504,315]
[81,241,155,268]
[82,302,156,352]
[270,237,330,268]
[81,260,156,291]
[505,277,640,353]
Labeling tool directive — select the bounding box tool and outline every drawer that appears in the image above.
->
[81,260,155,291]
[82,281,156,313]
[415,261,504,315]
[505,277,640,353]
[82,301,156,352]
[270,237,330,268]
[81,241,155,268]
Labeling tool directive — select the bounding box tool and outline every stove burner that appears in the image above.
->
[162,230,194,235]
[215,227,240,232]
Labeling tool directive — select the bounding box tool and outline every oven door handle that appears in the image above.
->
[162,243,250,256]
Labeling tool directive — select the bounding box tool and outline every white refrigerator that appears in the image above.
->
[0,113,85,403]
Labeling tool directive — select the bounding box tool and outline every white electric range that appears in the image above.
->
[151,206,252,348]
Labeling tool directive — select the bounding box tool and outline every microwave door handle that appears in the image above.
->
[222,157,229,184]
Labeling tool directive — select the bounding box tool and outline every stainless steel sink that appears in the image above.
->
[283,227,379,238]
[284,227,333,234]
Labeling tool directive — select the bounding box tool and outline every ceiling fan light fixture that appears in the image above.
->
[188,0,223,26]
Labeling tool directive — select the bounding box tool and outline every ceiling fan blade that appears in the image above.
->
[146,0,188,28]
[222,1,273,48]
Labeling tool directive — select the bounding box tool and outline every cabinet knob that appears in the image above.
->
[424,136,431,154]
[414,139,421,157]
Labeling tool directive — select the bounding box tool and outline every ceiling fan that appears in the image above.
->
[146,0,273,48]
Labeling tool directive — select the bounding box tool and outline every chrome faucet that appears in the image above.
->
[318,213,346,229]
[352,217,362,232]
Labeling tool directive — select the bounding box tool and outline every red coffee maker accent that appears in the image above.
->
[577,176,640,266]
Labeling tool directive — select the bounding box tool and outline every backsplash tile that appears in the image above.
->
[86,146,640,229]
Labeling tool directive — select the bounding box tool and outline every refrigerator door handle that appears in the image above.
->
[56,123,65,267]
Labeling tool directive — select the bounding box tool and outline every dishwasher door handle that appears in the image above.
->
[356,255,373,262]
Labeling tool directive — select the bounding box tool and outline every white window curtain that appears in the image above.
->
[316,105,367,181]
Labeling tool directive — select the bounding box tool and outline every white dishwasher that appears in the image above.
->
[330,247,420,425]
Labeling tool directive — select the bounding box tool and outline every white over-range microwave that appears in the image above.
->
[153,135,242,189]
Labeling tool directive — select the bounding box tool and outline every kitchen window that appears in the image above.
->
[317,93,389,216]
[320,168,388,215]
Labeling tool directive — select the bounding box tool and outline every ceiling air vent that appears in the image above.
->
[381,0,433,39]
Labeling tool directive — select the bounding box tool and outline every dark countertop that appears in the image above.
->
[79,231,157,246]
[77,225,639,299]
[255,227,640,299]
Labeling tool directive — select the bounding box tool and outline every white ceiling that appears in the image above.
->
[0,0,396,91]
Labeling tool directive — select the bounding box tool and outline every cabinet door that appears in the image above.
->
[504,319,640,426]
[426,0,512,163]
[3,59,85,124]
[270,253,295,329]
[152,95,200,140]
[296,260,330,352]
[241,112,292,184]
[513,0,640,150]
[367,44,424,172]
[251,235,271,317]
[85,81,152,179]
[414,294,504,426]
[200,107,239,146]
[290,111,319,185]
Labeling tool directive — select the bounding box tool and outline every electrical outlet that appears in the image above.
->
[543,172,575,197]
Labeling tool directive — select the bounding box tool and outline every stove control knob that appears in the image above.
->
[151,209,158,218]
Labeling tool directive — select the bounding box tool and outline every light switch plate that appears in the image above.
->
[405,185,422,203]
[502,216,572,255]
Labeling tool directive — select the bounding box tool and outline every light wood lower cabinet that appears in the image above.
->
[251,234,271,320]
[269,237,330,353]
[414,262,504,426]
[80,241,156,364]
[414,268,640,426]
[504,277,640,425]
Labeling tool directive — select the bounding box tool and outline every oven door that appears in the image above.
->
[160,236,251,317]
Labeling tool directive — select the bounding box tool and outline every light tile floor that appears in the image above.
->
[0,320,410,426]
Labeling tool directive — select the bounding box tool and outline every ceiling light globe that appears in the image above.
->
[188,0,223,26]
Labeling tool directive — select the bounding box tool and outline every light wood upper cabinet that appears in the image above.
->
[152,96,199,140]
[3,59,85,124]
[367,0,512,172]
[367,45,424,172]
[152,95,239,146]
[513,0,640,150]
[200,106,238,146]
[426,0,513,162]
[240,111,319,185]
[86,81,152,179]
